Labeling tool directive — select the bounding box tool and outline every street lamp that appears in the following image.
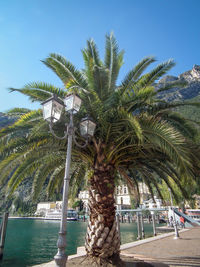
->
[168,188,179,239]
[42,94,64,123]
[42,93,96,267]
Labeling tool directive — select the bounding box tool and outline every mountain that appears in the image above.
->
[0,112,16,129]
[157,65,200,102]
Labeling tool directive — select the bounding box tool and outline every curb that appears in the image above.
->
[120,228,189,250]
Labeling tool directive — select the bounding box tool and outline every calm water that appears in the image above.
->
[0,219,160,267]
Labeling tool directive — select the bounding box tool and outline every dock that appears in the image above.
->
[33,227,200,266]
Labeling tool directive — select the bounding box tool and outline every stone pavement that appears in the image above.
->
[33,227,200,267]
[121,227,200,266]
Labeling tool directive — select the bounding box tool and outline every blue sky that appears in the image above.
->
[0,0,200,112]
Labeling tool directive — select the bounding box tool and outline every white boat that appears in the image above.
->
[45,209,78,221]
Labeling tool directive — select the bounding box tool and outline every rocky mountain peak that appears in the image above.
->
[157,65,200,102]
[158,75,178,84]
[179,64,200,82]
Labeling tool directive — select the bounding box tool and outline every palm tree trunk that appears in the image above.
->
[85,164,121,265]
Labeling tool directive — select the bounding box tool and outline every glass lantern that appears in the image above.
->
[80,117,96,138]
[64,94,82,114]
[42,94,64,123]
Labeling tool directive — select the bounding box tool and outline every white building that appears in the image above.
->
[35,201,62,216]
[142,197,163,209]
[78,185,131,211]
[115,184,131,210]
[78,183,153,211]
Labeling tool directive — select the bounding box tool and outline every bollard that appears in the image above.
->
[141,214,145,239]
[157,214,160,224]
[172,208,179,239]
[0,212,9,260]
[116,213,121,244]
[168,188,180,239]
[137,212,142,240]
[151,212,157,236]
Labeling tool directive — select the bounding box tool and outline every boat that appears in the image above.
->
[45,209,78,221]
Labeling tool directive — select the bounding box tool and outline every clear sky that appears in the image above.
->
[0,0,200,112]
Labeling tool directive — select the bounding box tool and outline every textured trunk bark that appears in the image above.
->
[85,163,121,265]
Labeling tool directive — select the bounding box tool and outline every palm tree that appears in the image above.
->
[0,33,200,265]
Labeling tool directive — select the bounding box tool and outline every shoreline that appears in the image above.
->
[7,216,79,221]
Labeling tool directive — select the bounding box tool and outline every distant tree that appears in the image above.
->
[72,200,84,210]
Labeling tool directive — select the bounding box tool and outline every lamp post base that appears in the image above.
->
[54,253,68,267]
[54,231,68,267]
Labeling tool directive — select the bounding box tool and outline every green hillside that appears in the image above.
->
[176,95,200,122]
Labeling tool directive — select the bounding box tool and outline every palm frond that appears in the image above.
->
[136,59,175,90]
[104,32,124,91]
[86,39,101,67]
[9,87,50,102]
[42,53,87,89]
[120,56,156,95]
[141,116,191,172]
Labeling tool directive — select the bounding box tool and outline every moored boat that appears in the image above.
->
[45,209,78,221]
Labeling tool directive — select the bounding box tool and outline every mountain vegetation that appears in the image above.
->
[0,34,200,265]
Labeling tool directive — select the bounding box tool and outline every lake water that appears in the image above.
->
[0,219,160,267]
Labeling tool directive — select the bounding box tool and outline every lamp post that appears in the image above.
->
[168,188,179,239]
[42,93,96,267]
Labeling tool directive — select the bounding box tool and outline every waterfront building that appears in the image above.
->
[35,201,63,216]
[78,185,133,211]
[142,197,163,209]
[36,183,163,216]
[35,201,77,220]
[35,202,56,216]
[115,184,131,209]
[77,183,163,211]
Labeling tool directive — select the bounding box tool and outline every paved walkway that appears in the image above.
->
[33,227,200,267]
[121,227,200,266]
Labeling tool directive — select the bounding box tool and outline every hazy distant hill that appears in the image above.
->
[0,112,16,129]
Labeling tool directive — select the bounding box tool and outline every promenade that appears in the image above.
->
[34,227,200,267]
[121,227,200,266]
